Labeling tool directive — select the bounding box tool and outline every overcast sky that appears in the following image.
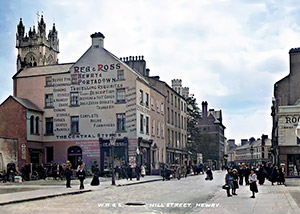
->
[1,0,299,144]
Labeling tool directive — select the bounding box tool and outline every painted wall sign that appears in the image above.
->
[285,116,300,124]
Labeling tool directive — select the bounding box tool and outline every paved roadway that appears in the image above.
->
[0,171,299,214]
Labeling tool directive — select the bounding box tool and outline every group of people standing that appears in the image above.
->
[224,163,286,198]
[115,164,146,180]
[64,160,100,189]
[225,168,258,198]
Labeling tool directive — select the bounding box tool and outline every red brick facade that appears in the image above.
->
[0,97,28,167]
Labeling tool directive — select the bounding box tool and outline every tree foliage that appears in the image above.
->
[186,94,202,162]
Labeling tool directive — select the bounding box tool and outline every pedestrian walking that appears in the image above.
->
[141,164,146,178]
[278,165,285,185]
[257,165,266,185]
[183,164,187,178]
[90,163,100,186]
[136,165,141,181]
[77,165,86,189]
[270,165,279,185]
[244,165,250,185]
[225,169,234,197]
[65,163,72,188]
[249,169,258,198]
[238,165,244,185]
[205,167,213,180]
[232,169,239,195]
[176,165,181,180]
[121,165,128,179]
[127,164,133,180]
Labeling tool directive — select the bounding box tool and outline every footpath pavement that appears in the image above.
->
[0,175,162,206]
[194,177,300,214]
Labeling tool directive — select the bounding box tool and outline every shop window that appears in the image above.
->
[116,113,126,132]
[45,117,53,135]
[45,94,54,108]
[71,116,79,133]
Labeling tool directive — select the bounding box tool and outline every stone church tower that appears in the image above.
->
[16,15,59,71]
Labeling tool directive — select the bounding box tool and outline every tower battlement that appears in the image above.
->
[16,15,59,70]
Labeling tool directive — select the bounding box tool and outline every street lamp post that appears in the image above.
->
[111,133,116,185]
[250,145,254,167]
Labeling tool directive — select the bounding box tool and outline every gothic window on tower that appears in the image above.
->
[47,55,53,64]
[30,56,37,67]
[45,94,54,108]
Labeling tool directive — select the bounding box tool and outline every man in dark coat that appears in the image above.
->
[238,165,244,185]
[77,165,86,189]
[135,165,141,181]
[257,165,266,185]
[244,165,250,185]
[278,166,285,185]
[271,166,279,185]
[127,165,133,180]
[232,169,239,195]
[65,164,72,188]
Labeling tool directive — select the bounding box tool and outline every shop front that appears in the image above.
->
[278,146,300,177]
[99,137,128,174]
[277,107,300,177]
[136,138,152,175]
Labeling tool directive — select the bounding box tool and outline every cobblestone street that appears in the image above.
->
[0,171,299,214]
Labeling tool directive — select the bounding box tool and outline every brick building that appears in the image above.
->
[196,101,226,169]
[0,16,189,173]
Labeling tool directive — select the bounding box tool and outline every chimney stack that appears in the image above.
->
[91,32,105,48]
[202,101,208,118]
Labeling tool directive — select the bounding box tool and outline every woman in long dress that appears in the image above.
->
[90,164,100,186]
[225,169,234,197]
[249,169,258,198]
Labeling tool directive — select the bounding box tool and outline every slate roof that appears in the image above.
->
[14,63,74,78]
[11,96,43,112]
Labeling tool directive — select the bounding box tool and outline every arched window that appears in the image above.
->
[30,116,34,134]
[35,117,39,134]
[68,146,82,169]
